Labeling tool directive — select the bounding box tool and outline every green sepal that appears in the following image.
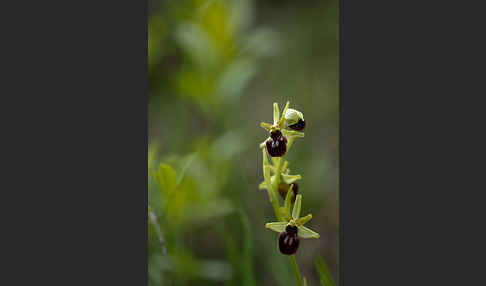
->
[270,174,276,186]
[283,129,305,139]
[296,214,312,226]
[292,194,302,219]
[280,207,292,221]
[284,184,295,213]
[265,221,287,233]
[297,225,320,239]
[260,122,273,131]
[273,102,280,125]
[281,174,302,184]
[278,101,290,128]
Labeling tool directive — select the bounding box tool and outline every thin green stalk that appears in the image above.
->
[268,153,303,286]
[263,148,283,221]
[269,188,282,221]
[274,155,285,190]
[274,137,293,190]
[271,156,285,221]
[289,255,303,286]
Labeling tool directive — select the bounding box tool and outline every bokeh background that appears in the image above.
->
[148,0,338,285]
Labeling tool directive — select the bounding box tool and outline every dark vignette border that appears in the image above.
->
[338,0,481,285]
[4,0,149,284]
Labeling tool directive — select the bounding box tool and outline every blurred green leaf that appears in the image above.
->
[217,59,256,100]
[148,14,167,69]
[188,198,234,223]
[210,131,246,161]
[176,153,196,186]
[173,247,198,281]
[156,163,177,196]
[148,145,158,176]
[228,0,254,33]
[243,28,281,58]
[176,22,217,69]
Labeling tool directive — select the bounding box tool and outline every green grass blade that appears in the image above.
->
[240,209,257,286]
[314,256,335,286]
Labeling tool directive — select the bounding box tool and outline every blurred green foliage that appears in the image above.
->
[148,0,338,285]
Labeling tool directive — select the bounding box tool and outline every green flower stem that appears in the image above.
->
[263,111,303,285]
[267,137,303,285]
[264,169,283,222]
[269,187,282,221]
[274,137,293,190]
[274,155,285,190]
[267,155,286,222]
[289,255,303,286]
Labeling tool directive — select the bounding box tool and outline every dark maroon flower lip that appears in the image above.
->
[270,129,283,140]
[285,225,298,235]
[266,132,287,157]
[278,226,300,255]
[288,119,306,131]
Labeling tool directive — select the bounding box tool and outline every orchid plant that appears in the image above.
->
[259,102,320,286]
